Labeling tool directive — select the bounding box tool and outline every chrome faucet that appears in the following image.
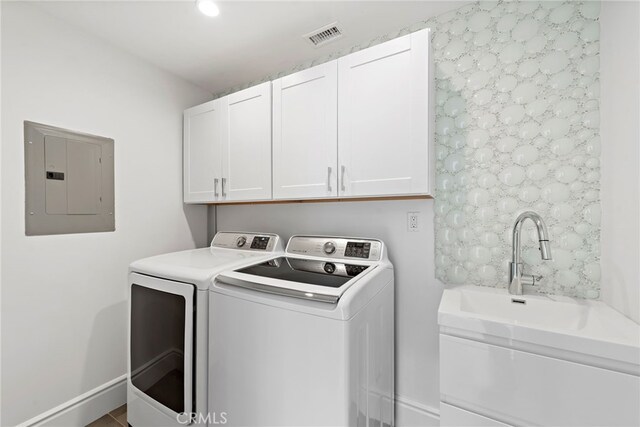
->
[509,211,552,295]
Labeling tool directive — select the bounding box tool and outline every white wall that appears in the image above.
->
[212,200,443,425]
[600,1,640,323]
[1,3,210,425]
[0,2,4,424]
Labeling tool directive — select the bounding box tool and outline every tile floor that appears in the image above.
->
[86,404,127,427]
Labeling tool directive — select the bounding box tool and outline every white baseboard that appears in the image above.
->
[17,375,127,427]
[395,395,440,427]
[16,377,435,427]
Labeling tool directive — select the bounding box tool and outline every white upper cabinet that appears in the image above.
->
[183,82,272,204]
[183,29,433,204]
[220,82,272,201]
[338,28,433,197]
[183,99,222,203]
[272,61,338,199]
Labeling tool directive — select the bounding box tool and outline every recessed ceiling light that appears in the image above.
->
[196,0,220,17]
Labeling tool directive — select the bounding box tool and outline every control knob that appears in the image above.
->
[324,263,336,274]
[236,236,247,247]
[323,241,336,255]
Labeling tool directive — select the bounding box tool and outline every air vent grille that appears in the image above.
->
[304,23,343,47]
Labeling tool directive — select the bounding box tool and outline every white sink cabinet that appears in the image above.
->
[438,285,640,427]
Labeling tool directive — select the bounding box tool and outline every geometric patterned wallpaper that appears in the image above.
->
[429,1,601,298]
[219,1,602,298]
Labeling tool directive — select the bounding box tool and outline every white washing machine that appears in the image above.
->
[209,235,394,427]
[127,232,283,427]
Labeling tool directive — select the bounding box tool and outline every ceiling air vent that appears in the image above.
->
[304,23,344,47]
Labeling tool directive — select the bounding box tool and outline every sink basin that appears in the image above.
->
[458,288,589,331]
[438,285,640,373]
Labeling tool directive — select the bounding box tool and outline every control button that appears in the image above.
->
[236,236,247,247]
[323,241,336,255]
[324,263,336,274]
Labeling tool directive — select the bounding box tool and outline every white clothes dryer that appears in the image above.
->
[209,235,394,427]
[127,232,283,427]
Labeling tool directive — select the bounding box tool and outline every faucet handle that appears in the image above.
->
[532,275,543,285]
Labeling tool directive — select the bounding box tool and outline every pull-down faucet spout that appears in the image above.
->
[509,211,552,295]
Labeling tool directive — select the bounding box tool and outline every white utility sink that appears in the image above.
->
[438,285,640,373]
[458,287,589,331]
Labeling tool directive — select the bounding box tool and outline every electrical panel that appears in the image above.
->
[24,121,115,235]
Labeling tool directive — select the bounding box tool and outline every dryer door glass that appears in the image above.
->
[130,283,188,414]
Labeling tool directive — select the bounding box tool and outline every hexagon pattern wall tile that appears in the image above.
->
[428,1,600,298]
[219,1,601,298]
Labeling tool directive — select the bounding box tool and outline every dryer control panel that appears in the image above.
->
[212,232,282,252]
[286,236,383,261]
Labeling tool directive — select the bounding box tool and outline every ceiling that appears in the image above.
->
[34,1,467,95]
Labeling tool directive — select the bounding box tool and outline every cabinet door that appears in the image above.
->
[183,100,222,203]
[273,61,338,199]
[440,334,640,426]
[338,28,433,197]
[221,82,272,201]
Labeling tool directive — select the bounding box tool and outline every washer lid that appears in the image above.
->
[216,256,374,303]
[129,232,283,288]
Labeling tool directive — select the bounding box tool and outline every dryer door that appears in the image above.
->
[129,273,194,418]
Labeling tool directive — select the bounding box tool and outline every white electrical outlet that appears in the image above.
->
[407,212,420,232]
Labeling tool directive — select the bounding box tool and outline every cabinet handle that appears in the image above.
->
[340,165,346,192]
[327,167,332,192]
[214,178,219,197]
[221,177,226,197]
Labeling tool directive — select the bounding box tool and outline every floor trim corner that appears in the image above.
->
[17,375,126,427]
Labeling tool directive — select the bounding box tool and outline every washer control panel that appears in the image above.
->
[212,232,281,252]
[250,236,271,250]
[344,241,371,259]
[287,236,383,261]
